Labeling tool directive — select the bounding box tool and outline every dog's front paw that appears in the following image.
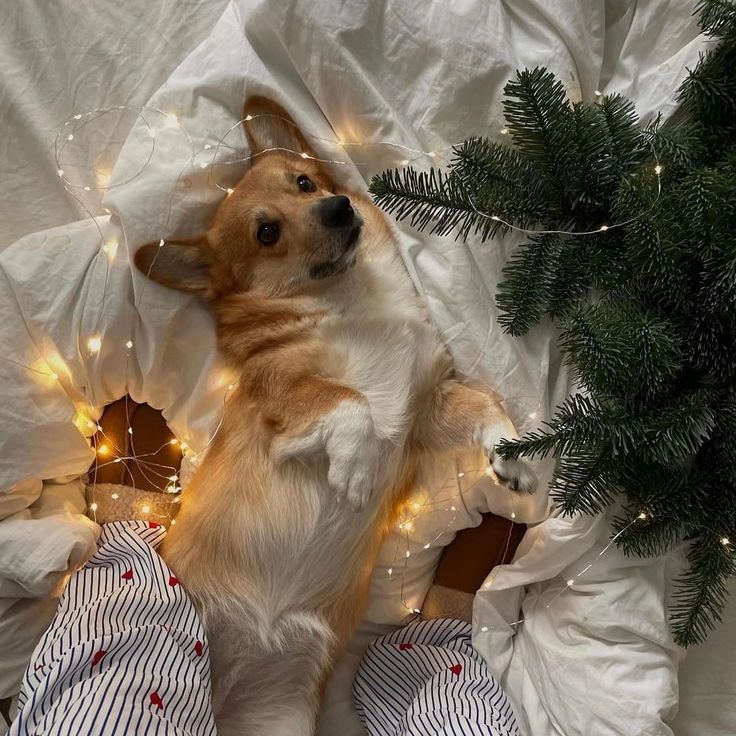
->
[480,426,537,494]
[326,433,379,511]
[324,402,379,511]
[489,453,537,494]
[270,400,379,511]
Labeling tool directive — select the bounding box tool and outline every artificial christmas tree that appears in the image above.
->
[370,0,736,646]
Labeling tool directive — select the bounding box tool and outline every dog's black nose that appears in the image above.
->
[319,195,354,228]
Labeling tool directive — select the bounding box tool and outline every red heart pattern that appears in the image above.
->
[194,640,203,657]
[91,650,107,667]
[121,569,133,581]
[148,522,160,529]
[168,575,179,587]
[450,664,462,676]
[398,643,413,651]
[149,691,163,709]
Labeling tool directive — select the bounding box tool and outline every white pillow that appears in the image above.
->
[474,509,685,736]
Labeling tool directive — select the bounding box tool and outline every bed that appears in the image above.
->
[1,1,735,734]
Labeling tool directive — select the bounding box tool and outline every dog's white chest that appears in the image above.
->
[320,261,445,445]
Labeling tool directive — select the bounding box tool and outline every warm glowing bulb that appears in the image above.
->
[423,543,431,549]
[400,159,410,166]
[97,444,110,456]
[387,567,393,576]
[481,626,489,632]
[50,372,59,380]
[57,169,64,177]
[405,550,411,558]
[158,239,165,248]
[126,340,133,349]
[528,411,538,419]
[170,438,179,446]
[168,475,178,482]
[594,89,602,96]
[226,188,234,196]
[87,336,102,354]
[164,113,179,128]
[67,134,74,141]
[428,152,436,158]
[457,472,465,478]
[204,144,212,150]
[83,186,91,191]
[199,161,208,169]
[141,504,150,514]
[244,114,253,121]
[450,506,457,512]
[638,511,648,520]
[500,128,509,135]
[491,215,500,221]
[567,579,575,586]
[170,519,177,525]
[103,239,118,259]
[511,511,516,520]
[721,537,731,546]
[89,502,98,511]
[599,225,609,231]
[128,427,133,435]
[300,152,310,159]
[111,492,119,500]
[654,164,663,175]
[412,608,421,614]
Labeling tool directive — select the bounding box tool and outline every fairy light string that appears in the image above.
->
[3,94,728,636]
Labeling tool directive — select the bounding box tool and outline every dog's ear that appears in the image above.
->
[242,96,315,158]
[134,236,212,293]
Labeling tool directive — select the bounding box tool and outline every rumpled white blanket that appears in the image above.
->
[2,2,733,735]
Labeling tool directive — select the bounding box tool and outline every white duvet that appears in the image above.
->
[1,1,734,735]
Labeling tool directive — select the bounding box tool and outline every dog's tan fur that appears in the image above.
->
[135,96,536,735]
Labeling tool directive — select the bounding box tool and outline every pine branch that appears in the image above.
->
[450,138,552,225]
[696,0,736,37]
[495,234,563,335]
[560,303,683,400]
[613,504,686,558]
[550,451,620,515]
[369,167,501,240]
[671,534,736,646]
[502,68,575,205]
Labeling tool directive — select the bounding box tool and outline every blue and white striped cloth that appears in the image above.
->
[10,520,217,736]
[354,618,519,736]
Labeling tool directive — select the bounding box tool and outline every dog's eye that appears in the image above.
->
[257,223,280,246]
[297,174,316,193]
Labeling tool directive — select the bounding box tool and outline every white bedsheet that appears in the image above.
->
[2,2,733,735]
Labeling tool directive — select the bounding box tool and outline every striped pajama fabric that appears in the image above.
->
[9,520,217,736]
[353,617,519,736]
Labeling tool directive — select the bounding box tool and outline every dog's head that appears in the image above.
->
[135,97,367,299]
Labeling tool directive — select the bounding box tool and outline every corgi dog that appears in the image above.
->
[134,96,536,736]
